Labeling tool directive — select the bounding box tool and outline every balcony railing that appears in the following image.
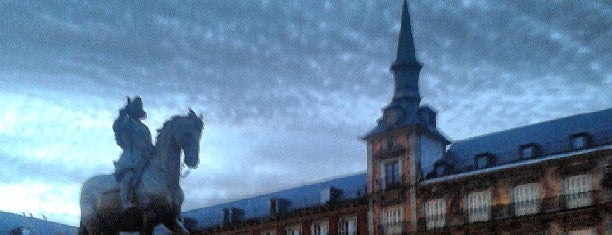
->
[375,178,404,192]
[416,191,599,231]
[377,221,407,235]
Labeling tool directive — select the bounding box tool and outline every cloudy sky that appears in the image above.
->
[0,0,610,227]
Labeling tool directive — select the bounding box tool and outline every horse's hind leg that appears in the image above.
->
[141,210,157,235]
[163,216,189,235]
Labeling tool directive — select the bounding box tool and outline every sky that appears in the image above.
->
[0,0,610,227]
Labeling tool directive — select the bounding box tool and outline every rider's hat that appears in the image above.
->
[128,96,147,119]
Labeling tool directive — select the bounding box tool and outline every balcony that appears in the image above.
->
[377,221,407,235]
[416,191,600,232]
[375,178,404,192]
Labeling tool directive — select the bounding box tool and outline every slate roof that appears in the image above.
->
[0,211,77,235]
[362,105,449,144]
[437,108,612,177]
[182,172,366,230]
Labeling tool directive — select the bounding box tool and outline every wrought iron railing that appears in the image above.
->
[417,191,600,231]
[377,221,408,235]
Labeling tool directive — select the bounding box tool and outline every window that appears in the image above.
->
[520,144,538,159]
[338,217,357,235]
[435,165,445,177]
[474,153,494,169]
[311,220,328,235]
[562,174,593,208]
[383,160,401,187]
[285,225,301,235]
[382,206,403,234]
[567,228,596,235]
[465,190,491,222]
[571,134,588,150]
[424,198,446,230]
[261,230,276,235]
[512,183,540,216]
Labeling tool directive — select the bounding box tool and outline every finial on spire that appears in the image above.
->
[391,0,419,70]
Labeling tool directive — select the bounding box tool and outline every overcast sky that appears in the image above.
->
[0,0,610,227]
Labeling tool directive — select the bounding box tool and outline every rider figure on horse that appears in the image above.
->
[113,96,153,211]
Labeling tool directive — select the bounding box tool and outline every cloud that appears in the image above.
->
[0,0,610,227]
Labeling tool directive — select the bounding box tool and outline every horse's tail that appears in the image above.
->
[78,222,88,235]
[79,180,93,235]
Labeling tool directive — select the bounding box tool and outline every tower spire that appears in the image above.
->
[390,0,422,102]
[391,0,419,69]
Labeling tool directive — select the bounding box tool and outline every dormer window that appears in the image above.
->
[269,198,290,215]
[519,144,539,159]
[418,106,437,128]
[435,165,445,177]
[474,153,495,169]
[571,133,590,150]
[222,207,244,224]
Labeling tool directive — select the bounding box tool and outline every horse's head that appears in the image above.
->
[173,109,204,169]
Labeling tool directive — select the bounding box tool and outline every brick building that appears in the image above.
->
[184,1,611,234]
[184,173,369,234]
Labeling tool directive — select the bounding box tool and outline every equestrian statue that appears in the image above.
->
[79,97,204,234]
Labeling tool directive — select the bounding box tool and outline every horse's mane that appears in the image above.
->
[154,112,203,146]
[155,115,183,145]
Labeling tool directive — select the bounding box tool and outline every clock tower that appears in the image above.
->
[362,1,449,234]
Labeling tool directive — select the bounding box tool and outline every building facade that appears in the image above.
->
[185,173,370,234]
[186,1,611,234]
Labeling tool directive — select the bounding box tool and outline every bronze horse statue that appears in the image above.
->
[79,110,204,234]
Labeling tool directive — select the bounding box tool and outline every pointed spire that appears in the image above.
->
[391,0,419,70]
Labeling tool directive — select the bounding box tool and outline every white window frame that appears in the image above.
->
[261,230,276,235]
[381,205,404,234]
[567,227,596,235]
[424,198,446,230]
[311,220,328,235]
[562,174,593,209]
[464,189,491,222]
[512,183,541,216]
[380,159,402,189]
[285,224,301,235]
[338,216,357,235]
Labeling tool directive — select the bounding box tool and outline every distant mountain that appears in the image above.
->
[0,211,77,235]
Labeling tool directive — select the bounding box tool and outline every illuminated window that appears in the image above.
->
[285,225,301,235]
[512,183,540,216]
[562,174,592,208]
[261,230,276,235]
[382,206,403,234]
[424,198,446,230]
[311,220,328,235]
[338,216,357,235]
[464,190,491,222]
[567,228,596,235]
